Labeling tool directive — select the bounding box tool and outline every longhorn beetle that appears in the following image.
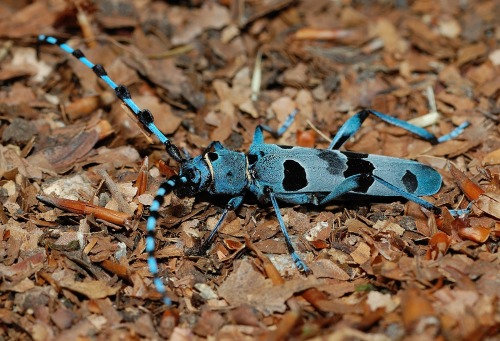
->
[38,35,470,306]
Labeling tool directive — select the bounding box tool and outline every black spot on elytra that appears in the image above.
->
[343,152,375,193]
[402,170,418,193]
[283,160,307,191]
[318,150,344,175]
[207,152,218,161]
[278,145,294,149]
[247,154,258,165]
[342,151,369,159]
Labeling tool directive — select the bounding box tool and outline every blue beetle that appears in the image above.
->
[38,35,470,306]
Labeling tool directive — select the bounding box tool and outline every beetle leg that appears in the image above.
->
[199,196,244,253]
[329,109,470,150]
[202,141,225,153]
[318,174,371,205]
[258,108,299,138]
[265,186,312,274]
[370,174,471,216]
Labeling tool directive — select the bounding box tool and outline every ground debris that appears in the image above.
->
[1,0,499,340]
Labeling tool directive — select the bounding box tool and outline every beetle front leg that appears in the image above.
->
[202,141,225,154]
[200,196,244,253]
[265,186,312,274]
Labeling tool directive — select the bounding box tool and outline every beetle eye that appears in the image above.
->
[186,170,194,180]
[184,169,200,184]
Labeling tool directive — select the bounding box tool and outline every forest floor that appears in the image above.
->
[0,0,499,340]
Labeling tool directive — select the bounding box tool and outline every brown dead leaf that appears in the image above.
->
[283,63,308,85]
[458,226,490,243]
[193,310,225,337]
[401,288,437,334]
[426,232,451,260]
[58,277,120,300]
[218,258,322,315]
[483,148,500,165]
[210,104,236,142]
[309,259,350,280]
[429,140,472,158]
[478,77,500,97]
[374,18,405,54]
[0,2,57,38]
[450,164,484,201]
[456,42,487,66]
[51,307,78,330]
[171,3,230,45]
[30,130,99,174]
[366,291,399,313]
[477,192,500,219]
[351,242,371,265]
[437,92,475,111]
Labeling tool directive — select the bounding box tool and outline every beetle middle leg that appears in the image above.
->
[265,186,312,274]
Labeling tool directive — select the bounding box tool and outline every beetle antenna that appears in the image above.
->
[38,35,185,163]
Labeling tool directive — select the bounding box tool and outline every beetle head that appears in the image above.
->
[175,155,211,196]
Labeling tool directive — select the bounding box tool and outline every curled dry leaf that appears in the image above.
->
[450,163,484,201]
[133,157,149,217]
[426,232,451,260]
[65,92,115,121]
[157,160,178,178]
[457,226,490,243]
[37,195,131,226]
[245,236,285,285]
